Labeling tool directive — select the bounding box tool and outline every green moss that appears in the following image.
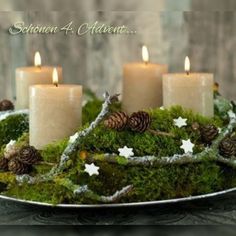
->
[2,159,233,205]
[0,114,28,148]
[15,132,29,147]
[82,100,103,125]
[32,164,55,175]
[0,101,235,205]
[43,104,223,159]
[0,172,16,184]
[40,138,68,163]
[10,132,67,164]
[78,160,225,203]
[150,106,222,134]
[4,182,74,205]
[77,106,223,157]
[78,162,127,196]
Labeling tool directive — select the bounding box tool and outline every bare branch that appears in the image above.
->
[0,109,29,122]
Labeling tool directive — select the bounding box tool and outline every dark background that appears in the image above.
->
[1,191,236,226]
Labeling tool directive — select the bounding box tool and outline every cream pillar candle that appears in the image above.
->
[30,68,82,150]
[16,52,62,109]
[122,46,168,114]
[163,57,214,117]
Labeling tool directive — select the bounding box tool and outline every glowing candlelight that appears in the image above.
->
[142,45,149,64]
[52,68,58,87]
[185,56,190,75]
[163,56,214,117]
[34,51,41,67]
[16,52,62,109]
[122,46,168,114]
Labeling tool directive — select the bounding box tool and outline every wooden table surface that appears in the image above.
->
[0,192,236,225]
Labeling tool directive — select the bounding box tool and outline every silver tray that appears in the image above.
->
[0,187,236,208]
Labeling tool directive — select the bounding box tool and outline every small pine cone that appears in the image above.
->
[191,122,200,131]
[104,112,129,131]
[128,111,151,133]
[17,146,42,165]
[219,138,236,158]
[200,124,219,144]
[0,99,14,111]
[8,159,30,175]
[0,158,9,171]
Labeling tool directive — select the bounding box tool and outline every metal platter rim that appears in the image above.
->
[0,187,236,208]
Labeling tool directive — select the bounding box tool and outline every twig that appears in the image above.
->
[74,184,133,203]
[38,161,56,166]
[56,92,120,172]
[99,185,133,203]
[148,129,175,137]
[87,149,214,167]
[0,109,29,122]
[216,156,236,169]
[55,178,133,203]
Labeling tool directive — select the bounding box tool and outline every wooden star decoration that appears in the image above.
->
[118,146,134,158]
[180,139,195,153]
[84,163,100,176]
[174,117,187,128]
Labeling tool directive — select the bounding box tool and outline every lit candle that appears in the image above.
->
[29,68,82,150]
[15,52,63,109]
[163,57,214,117]
[122,46,168,114]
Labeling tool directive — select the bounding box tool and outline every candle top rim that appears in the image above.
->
[124,62,168,67]
[163,72,213,76]
[16,66,62,72]
[30,84,82,88]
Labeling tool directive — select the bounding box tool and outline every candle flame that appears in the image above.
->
[34,51,41,67]
[142,45,149,64]
[52,68,58,87]
[185,56,190,74]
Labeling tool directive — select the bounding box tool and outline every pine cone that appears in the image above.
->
[8,159,30,175]
[200,124,219,144]
[104,112,129,131]
[0,158,9,171]
[17,146,42,165]
[0,99,14,111]
[219,138,236,158]
[128,111,151,133]
[191,122,200,131]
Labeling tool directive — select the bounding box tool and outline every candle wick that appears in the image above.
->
[55,83,58,87]
[37,65,41,70]
[186,71,190,75]
[145,61,148,65]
